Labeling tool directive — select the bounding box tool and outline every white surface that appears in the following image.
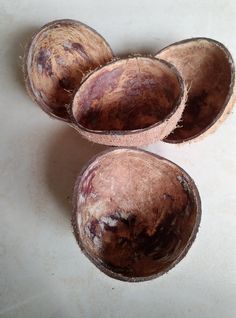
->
[0,1,236,317]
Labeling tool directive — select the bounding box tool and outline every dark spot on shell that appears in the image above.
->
[88,219,99,239]
[110,212,136,226]
[166,90,211,140]
[117,237,129,247]
[58,77,75,91]
[188,90,208,117]
[63,41,90,61]
[163,193,175,201]
[37,49,53,76]
[103,224,118,233]
[136,213,181,259]
[79,108,100,127]
[71,42,90,60]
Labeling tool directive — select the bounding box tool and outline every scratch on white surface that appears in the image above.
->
[0,291,49,316]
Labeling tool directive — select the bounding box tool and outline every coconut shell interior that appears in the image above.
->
[25,19,113,121]
[157,38,234,142]
[72,57,182,131]
[73,148,201,281]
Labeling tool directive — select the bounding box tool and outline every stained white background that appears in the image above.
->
[0,1,236,317]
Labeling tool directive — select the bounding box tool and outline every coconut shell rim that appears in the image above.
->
[71,147,202,282]
[23,18,114,122]
[70,56,187,136]
[156,37,236,144]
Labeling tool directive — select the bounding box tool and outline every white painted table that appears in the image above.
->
[0,1,235,317]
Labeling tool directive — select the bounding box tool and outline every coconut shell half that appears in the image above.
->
[71,56,187,146]
[24,19,113,121]
[156,38,236,143]
[72,148,201,282]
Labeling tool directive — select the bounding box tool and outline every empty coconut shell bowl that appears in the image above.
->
[72,148,201,282]
[157,37,236,143]
[24,19,113,121]
[23,19,236,281]
[70,56,187,146]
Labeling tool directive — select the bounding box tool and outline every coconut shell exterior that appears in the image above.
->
[70,56,188,146]
[24,19,113,121]
[72,148,201,282]
[156,38,236,143]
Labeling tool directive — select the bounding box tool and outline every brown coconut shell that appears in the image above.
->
[24,19,113,121]
[70,56,188,146]
[156,38,236,143]
[72,148,201,282]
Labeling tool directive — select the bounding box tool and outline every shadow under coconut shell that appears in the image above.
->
[8,25,39,89]
[45,127,106,217]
